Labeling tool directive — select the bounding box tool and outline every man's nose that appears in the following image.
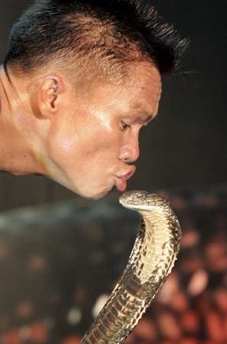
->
[119,136,140,163]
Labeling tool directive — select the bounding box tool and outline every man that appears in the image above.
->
[0,0,187,200]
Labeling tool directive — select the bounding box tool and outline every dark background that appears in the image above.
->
[0,0,226,210]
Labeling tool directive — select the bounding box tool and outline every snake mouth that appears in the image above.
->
[119,190,150,210]
[119,190,167,212]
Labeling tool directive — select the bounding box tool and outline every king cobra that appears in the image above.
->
[81,190,182,344]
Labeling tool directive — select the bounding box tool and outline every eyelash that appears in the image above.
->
[120,121,130,131]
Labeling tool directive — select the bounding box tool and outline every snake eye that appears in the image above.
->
[136,192,146,201]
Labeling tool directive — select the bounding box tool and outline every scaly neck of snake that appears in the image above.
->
[130,208,173,284]
[81,206,177,344]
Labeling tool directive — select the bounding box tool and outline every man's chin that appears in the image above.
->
[85,188,112,200]
[81,184,116,200]
[49,175,113,200]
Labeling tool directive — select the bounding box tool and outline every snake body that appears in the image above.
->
[81,190,182,344]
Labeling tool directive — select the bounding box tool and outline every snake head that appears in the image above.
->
[119,190,163,212]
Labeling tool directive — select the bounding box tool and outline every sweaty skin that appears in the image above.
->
[0,62,162,199]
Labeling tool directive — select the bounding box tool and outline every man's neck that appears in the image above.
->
[0,66,46,176]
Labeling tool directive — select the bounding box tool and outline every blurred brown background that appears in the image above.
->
[0,185,226,344]
[0,0,226,210]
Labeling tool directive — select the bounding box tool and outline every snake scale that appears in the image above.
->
[81,190,182,344]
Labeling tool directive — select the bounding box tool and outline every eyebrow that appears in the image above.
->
[132,103,156,125]
[135,114,153,125]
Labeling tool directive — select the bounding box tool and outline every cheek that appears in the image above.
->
[46,120,78,165]
[81,137,116,161]
[80,124,122,158]
[57,136,76,155]
[47,114,122,166]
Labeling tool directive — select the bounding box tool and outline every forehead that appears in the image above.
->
[117,61,162,116]
[126,61,162,94]
[90,61,161,110]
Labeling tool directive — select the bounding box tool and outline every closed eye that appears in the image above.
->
[120,120,130,131]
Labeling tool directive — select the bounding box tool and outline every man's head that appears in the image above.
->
[2,0,187,199]
[4,0,187,83]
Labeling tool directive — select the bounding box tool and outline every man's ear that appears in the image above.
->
[30,75,66,119]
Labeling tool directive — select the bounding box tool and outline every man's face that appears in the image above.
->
[46,62,162,199]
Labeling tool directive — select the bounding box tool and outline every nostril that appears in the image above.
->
[119,147,130,162]
[119,140,140,163]
[123,156,130,163]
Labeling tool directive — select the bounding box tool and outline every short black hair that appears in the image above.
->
[4,0,188,78]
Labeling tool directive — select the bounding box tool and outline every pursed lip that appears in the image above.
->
[114,166,136,192]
